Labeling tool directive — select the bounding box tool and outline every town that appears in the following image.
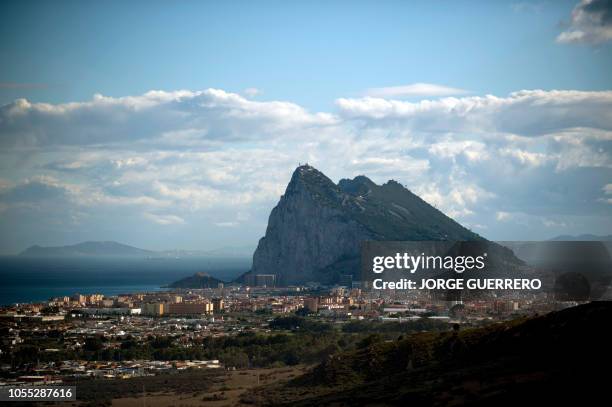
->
[0,276,577,389]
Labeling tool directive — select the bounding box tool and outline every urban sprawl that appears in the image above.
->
[0,274,580,388]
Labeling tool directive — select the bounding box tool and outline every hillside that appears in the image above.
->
[245,302,612,406]
[167,272,225,289]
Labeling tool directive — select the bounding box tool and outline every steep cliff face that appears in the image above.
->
[251,166,374,285]
[250,165,483,285]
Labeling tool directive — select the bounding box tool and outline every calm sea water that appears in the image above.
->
[0,256,250,305]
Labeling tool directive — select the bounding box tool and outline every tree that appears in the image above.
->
[84,336,104,352]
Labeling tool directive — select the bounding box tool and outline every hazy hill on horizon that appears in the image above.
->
[18,241,254,258]
[549,234,612,241]
[19,241,154,257]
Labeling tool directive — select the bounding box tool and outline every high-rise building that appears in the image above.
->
[86,294,104,304]
[212,298,224,313]
[339,274,353,287]
[246,273,277,287]
[255,274,276,287]
[71,294,86,304]
[101,299,114,307]
[304,297,319,312]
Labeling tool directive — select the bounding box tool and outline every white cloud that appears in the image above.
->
[496,211,512,221]
[348,157,430,177]
[0,87,611,251]
[364,83,468,98]
[428,140,489,162]
[542,218,568,228]
[0,88,337,148]
[336,90,612,137]
[214,221,239,228]
[411,182,494,221]
[600,184,612,204]
[243,88,261,98]
[498,148,549,167]
[143,213,185,225]
[557,0,612,44]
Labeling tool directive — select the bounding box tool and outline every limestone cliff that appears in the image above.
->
[249,165,483,285]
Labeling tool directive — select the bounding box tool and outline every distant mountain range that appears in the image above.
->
[246,165,489,285]
[19,241,155,257]
[19,241,254,258]
[549,234,612,241]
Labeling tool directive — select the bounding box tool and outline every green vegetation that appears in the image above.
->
[269,316,333,332]
[341,319,449,334]
[73,370,222,407]
[243,302,612,406]
[2,315,463,371]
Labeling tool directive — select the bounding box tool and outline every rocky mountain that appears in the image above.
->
[249,165,484,285]
[167,272,224,289]
[19,241,155,257]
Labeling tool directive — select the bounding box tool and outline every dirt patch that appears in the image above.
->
[110,366,309,407]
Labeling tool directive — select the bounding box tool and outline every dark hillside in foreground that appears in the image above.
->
[244,302,612,406]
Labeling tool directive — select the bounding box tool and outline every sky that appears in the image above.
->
[0,0,611,254]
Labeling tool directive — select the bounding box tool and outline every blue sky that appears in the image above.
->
[0,0,611,254]
[1,0,610,110]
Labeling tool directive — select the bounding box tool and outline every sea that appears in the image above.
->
[0,256,251,306]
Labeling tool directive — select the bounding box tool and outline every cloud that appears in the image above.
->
[600,183,612,204]
[498,148,549,167]
[0,177,71,204]
[364,83,468,98]
[243,87,261,98]
[496,211,512,221]
[0,89,337,148]
[542,218,568,228]
[0,87,611,251]
[557,0,612,44]
[336,90,612,136]
[143,213,185,225]
[214,221,239,228]
[428,141,489,162]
